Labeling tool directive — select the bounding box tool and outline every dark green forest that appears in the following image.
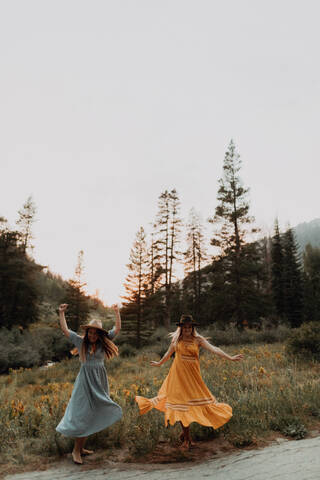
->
[0,198,110,373]
[121,141,320,347]
[1,142,320,370]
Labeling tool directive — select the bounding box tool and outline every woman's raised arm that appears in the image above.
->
[111,304,121,335]
[198,337,243,362]
[58,304,70,338]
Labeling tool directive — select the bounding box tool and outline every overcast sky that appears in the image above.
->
[1,0,319,304]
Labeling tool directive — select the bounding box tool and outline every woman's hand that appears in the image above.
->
[231,354,244,362]
[150,361,161,367]
[111,304,121,335]
[58,304,69,337]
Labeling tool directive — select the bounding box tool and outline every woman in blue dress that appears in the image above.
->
[56,303,122,464]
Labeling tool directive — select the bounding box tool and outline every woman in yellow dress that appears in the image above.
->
[135,315,243,448]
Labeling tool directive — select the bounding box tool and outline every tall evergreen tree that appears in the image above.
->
[208,140,260,328]
[0,228,39,328]
[154,189,182,327]
[63,250,90,331]
[122,227,149,347]
[271,219,285,317]
[147,225,162,296]
[282,227,304,327]
[184,208,208,319]
[16,196,36,254]
[168,189,182,287]
[140,225,164,328]
[261,235,273,297]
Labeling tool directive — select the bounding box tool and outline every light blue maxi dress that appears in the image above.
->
[56,328,122,438]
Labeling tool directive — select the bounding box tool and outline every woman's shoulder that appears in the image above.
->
[69,330,84,342]
[194,335,206,346]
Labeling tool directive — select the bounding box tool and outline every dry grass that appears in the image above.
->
[1,342,320,471]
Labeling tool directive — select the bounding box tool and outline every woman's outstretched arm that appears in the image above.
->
[198,337,243,361]
[111,304,121,335]
[58,303,70,338]
[150,343,175,367]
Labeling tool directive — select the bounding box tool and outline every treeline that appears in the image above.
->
[2,144,320,364]
[121,141,320,346]
[0,198,109,372]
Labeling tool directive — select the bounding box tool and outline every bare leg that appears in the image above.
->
[179,422,193,448]
[185,427,195,447]
[72,439,83,464]
[179,421,185,442]
[80,437,94,455]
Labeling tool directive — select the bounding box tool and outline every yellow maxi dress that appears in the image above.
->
[135,338,232,428]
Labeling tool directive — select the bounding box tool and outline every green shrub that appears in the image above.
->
[286,322,320,359]
[204,324,290,347]
[119,343,137,358]
[270,415,307,439]
[0,326,71,373]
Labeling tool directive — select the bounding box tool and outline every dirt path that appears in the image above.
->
[5,436,320,480]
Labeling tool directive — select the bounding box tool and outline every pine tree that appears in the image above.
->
[0,228,39,328]
[63,250,90,331]
[263,235,273,297]
[147,225,162,296]
[208,140,260,328]
[140,225,164,329]
[283,228,304,327]
[122,227,149,348]
[271,219,285,318]
[168,189,182,287]
[184,208,208,319]
[154,189,182,327]
[16,196,36,254]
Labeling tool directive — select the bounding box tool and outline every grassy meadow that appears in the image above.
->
[1,328,320,474]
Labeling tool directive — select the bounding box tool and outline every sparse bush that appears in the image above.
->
[204,324,290,346]
[286,322,320,360]
[119,343,138,358]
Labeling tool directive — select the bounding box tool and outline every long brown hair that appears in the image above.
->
[79,329,119,362]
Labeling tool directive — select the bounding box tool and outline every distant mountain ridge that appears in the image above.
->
[293,218,320,252]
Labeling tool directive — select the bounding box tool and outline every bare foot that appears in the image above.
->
[180,437,196,449]
[180,439,191,450]
[72,450,83,464]
[81,448,94,455]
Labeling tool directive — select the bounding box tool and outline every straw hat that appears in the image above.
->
[176,314,199,327]
[80,319,109,335]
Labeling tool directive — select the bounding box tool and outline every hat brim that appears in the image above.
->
[176,322,200,326]
[80,325,109,335]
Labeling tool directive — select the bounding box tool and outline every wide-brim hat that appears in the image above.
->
[80,319,109,335]
[176,315,200,327]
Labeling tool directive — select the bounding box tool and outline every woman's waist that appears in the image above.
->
[81,359,105,367]
[176,352,199,360]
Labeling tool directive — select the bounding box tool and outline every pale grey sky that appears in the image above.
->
[1,0,319,303]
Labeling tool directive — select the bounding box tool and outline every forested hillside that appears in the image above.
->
[0,199,114,373]
[294,218,320,251]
